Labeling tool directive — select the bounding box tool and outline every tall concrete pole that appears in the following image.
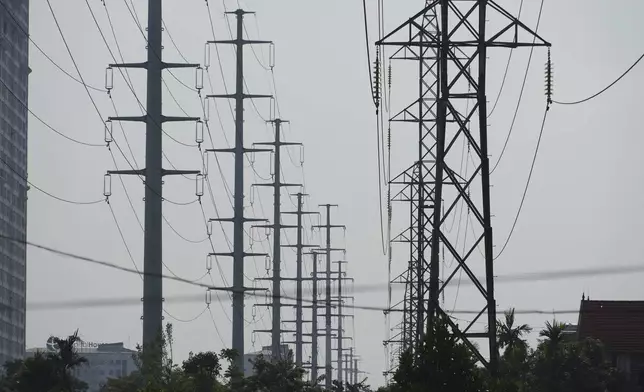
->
[269,119,284,359]
[231,10,246,368]
[324,206,332,387]
[314,204,344,388]
[336,259,345,383]
[142,0,163,349]
[294,193,304,365]
[253,119,301,360]
[108,0,200,350]
[310,251,320,382]
[206,9,272,371]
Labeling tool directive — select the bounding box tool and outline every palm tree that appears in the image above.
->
[50,330,88,391]
[539,320,566,354]
[497,308,532,352]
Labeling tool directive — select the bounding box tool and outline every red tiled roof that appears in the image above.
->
[578,300,644,353]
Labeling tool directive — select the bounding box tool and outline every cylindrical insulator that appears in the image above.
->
[203,97,210,122]
[205,290,212,305]
[299,145,305,166]
[195,66,204,91]
[105,67,113,92]
[195,120,204,146]
[196,174,204,197]
[206,220,212,237]
[206,254,213,271]
[103,174,112,198]
[104,120,113,145]
[265,255,271,271]
[204,43,211,69]
[270,97,276,120]
[269,43,276,69]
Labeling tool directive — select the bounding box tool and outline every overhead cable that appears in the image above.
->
[494,104,549,260]
[554,51,644,105]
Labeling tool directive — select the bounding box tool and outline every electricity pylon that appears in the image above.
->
[251,118,301,360]
[302,250,324,382]
[105,0,200,352]
[314,205,345,388]
[377,0,550,376]
[282,192,319,366]
[205,8,273,370]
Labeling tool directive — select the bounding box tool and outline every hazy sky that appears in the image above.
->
[24,0,644,387]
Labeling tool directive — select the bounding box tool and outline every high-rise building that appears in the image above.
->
[0,0,29,365]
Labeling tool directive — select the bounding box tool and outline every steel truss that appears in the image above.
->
[379,0,549,375]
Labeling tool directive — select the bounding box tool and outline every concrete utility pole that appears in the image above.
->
[205,9,272,370]
[106,0,200,351]
[282,193,318,366]
[348,347,354,384]
[314,205,345,388]
[303,250,323,382]
[334,259,349,383]
[252,119,301,360]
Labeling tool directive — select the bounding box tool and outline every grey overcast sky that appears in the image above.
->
[24,0,644,387]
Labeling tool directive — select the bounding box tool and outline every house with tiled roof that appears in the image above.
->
[577,298,644,391]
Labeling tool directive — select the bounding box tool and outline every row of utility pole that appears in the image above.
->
[104,0,363,385]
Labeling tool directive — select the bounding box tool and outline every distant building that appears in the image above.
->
[577,299,644,391]
[243,344,291,377]
[0,0,30,366]
[561,323,577,342]
[27,340,136,392]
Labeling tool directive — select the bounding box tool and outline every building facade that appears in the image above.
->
[0,0,29,365]
[27,341,137,392]
[578,299,644,391]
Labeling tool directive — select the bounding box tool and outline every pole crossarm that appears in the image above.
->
[162,169,200,176]
[161,116,200,123]
[206,93,273,99]
[108,169,145,176]
[109,116,146,123]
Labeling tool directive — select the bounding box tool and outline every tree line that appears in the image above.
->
[1,310,638,391]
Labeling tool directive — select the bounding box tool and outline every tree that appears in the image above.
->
[51,330,89,391]
[528,320,626,392]
[391,313,486,392]
[493,309,533,392]
[0,332,88,392]
[497,309,532,353]
[101,323,190,392]
[182,351,223,392]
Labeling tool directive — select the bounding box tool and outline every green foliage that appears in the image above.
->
[0,331,88,392]
[13,317,627,392]
[390,313,486,392]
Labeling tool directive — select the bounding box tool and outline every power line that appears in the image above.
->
[487,0,525,118]
[107,201,142,278]
[20,226,644,310]
[554,50,644,105]
[0,77,103,147]
[162,19,190,64]
[0,0,106,93]
[490,0,545,174]
[164,306,208,323]
[494,105,550,260]
[0,149,103,205]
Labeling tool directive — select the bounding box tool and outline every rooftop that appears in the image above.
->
[578,300,644,353]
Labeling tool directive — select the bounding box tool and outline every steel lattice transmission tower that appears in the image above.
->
[378,0,549,374]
